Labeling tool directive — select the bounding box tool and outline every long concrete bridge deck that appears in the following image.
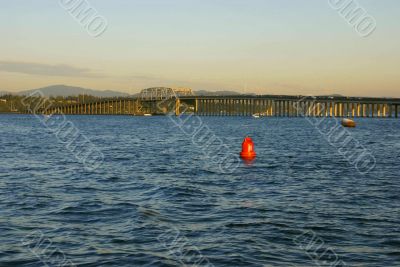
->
[37,88,400,118]
[40,95,400,118]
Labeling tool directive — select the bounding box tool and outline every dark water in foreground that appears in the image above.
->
[1,114,399,267]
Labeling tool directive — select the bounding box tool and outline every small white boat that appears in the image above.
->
[143,113,152,117]
[252,113,260,118]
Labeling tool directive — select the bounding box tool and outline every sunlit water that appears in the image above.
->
[1,114,399,266]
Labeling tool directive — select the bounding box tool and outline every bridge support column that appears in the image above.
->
[345,103,349,117]
[194,99,198,114]
[372,104,375,118]
[276,100,279,116]
[383,104,387,118]
[377,104,381,117]
[333,103,337,117]
[175,99,180,116]
[315,102,320,117]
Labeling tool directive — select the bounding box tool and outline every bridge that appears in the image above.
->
[39,87,400,118]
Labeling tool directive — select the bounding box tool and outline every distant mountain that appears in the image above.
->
[194,90,241,96]
[0,90,12,96]
[17,85,131,98]
[1,85,245,98]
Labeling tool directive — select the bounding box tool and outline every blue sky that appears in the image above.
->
[0,0,399,96]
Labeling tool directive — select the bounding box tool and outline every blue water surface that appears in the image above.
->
[0,114,399,266]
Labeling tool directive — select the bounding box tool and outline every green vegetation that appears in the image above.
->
[0,94,105,114]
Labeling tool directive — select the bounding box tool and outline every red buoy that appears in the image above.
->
[240,136,256,159]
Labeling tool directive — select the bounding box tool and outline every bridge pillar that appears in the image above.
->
[212,99,215,116]
[364,104,367,117]
[285,100,288,117]
[350,103,354,117]
[279,100,283,117]
[275,100,280,117]
[270,100,273,116]
[248,99,252,116]
[316,102,320,117]
[382,104,386,118]
[372,104,375,118]
[211,99,214,116]
[325,102,329,117]
[308,101,313,117]
[377,104,381,117]
[286,100,289,117]
[175,98,180,116]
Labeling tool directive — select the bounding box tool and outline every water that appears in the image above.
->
[1,114,399,266]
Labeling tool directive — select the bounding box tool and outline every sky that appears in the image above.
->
[0,0,399,96]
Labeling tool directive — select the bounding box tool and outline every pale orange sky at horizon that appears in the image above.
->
[1,1,399,97]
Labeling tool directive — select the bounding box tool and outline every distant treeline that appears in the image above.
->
[0,94,110,113]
